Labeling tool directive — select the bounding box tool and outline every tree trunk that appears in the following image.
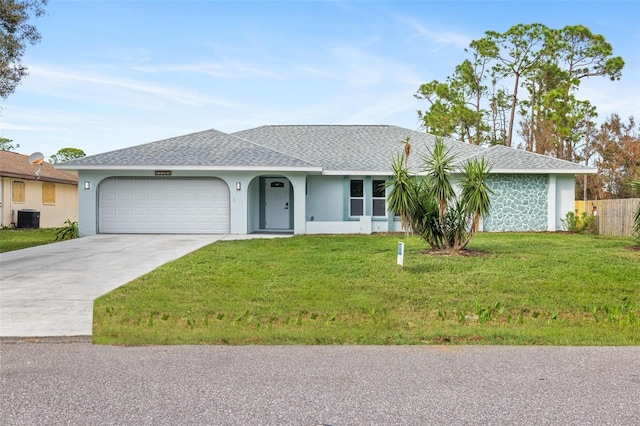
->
[506,73,520,147]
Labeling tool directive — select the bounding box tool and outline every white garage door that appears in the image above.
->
[99,178,230,234]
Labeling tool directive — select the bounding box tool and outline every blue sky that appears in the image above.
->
[1,0,639,157]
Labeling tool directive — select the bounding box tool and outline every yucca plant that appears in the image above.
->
[459,157,493,249]
[54,219,79,241]
[386,137,493,251]
[387,153,418,234]
[423,136,456,234]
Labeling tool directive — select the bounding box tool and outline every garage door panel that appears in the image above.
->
[99,178,230,234]
[166,192,182,202]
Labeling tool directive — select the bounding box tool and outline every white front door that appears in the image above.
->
[264,178,290,229]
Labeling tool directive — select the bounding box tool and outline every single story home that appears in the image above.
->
[1,150,78,228]
[56,125,595,237]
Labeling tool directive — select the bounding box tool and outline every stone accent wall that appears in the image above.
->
[483,174,548,231]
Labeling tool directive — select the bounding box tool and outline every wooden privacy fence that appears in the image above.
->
[574,198,639,237]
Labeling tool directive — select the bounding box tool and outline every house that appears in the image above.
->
[56,125,595,237]
[0,150,78,228]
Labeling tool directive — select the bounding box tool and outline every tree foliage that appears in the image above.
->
[416,23,625,158]
[0,0,47,98]
[49,147,86,164]
[0,136,19,150]
[386,137,493,251]
[579,114,640,199]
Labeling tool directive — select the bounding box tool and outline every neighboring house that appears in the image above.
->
[56,125,595,237]
[0,151,78,228]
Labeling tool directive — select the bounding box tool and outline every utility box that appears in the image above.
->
[17,209,40,229]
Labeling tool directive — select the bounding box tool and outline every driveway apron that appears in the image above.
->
[0,234,282,337]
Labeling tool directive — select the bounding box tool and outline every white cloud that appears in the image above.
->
[132,59,284,80]
[26,65,243,108]
[400,17,472,50]
[327,45,421,88]
[132,63,230,78]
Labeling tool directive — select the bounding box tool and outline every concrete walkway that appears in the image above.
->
[0,234,290,337]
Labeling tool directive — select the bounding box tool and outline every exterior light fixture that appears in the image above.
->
[236,182,241,191]
[84,181,91,190]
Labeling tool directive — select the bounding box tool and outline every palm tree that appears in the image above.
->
[387,137,493,251]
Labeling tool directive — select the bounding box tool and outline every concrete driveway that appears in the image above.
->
[0,234,288,337]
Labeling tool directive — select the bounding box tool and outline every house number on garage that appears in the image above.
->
[154,171,172,176]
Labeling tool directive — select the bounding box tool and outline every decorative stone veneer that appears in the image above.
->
[483,174,548,231]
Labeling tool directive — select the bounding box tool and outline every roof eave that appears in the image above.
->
[322,170,390,176]
[490,168,598,175]
[1,171,78,184]
[56,164,323,173]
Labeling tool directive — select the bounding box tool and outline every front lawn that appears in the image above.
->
[0,228,59,253]
[93,233,640,345]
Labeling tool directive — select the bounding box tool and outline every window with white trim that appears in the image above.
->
[372,179,386,216]
[350,179,364,216]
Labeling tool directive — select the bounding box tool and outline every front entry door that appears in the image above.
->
[264,178,290,229]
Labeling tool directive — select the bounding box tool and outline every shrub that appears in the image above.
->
[54,219,79,241]
[631,182,640,245]
[562,211,596,234]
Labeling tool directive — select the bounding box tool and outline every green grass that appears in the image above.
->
[0,228,59,253]
[93,233,640,346]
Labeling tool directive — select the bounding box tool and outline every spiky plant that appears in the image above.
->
[54,219,79,241]
[386,137,493,251]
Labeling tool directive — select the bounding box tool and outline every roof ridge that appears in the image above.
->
[74,128,227,161]
[256,124,397,128]
[229,132,320,167]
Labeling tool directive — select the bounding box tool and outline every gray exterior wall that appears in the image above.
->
[75,170,576,236]
[306,175,344,222]
[77,170,307,236]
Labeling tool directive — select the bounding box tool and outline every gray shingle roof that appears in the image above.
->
[60,128,317,169]
[233,125,593,174]
[480,145,594,173]
[235,125,427,172]
[59,125,595,174]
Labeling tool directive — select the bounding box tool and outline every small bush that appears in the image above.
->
[54,219,79,241]
[562,211,596,234]
[631,182,640,245]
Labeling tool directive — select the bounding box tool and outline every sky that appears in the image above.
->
[1,0,639,158]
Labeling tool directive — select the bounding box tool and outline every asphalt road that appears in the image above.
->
[1,341,639,425]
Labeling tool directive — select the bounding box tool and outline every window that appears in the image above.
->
[372,179,386,216]
[350,180,364,216]
[12,181,25,203]
[42,182,56,204]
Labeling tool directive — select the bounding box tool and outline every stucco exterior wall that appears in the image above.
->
[306,175,344,222]
[0,177,77,228]
[76,170,307,237]
[74,169,578,236]
[305,175,395,234]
